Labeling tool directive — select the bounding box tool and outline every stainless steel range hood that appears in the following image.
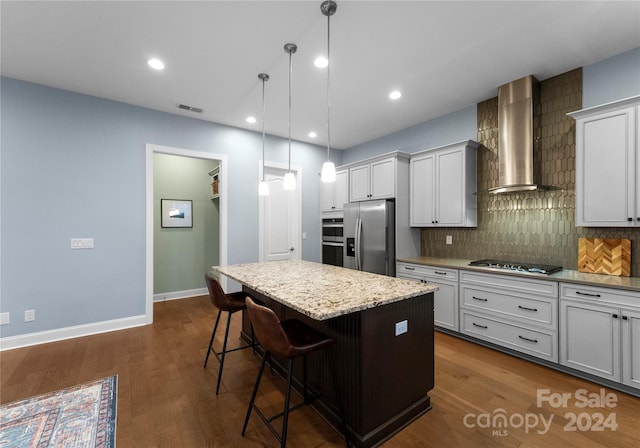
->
[489,75,550,194]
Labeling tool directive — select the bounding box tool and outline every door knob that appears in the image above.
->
[289,247,294,252]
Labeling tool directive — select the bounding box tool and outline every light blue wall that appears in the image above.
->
[341,105,478,164]
[0,77,325,338]
[583,47,640,107]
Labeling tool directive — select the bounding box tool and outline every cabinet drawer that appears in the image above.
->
[461,271,557,297]
[397,263,457,281]
[560,283,640,308]
[461,286,556,329]
[461,311,557,362]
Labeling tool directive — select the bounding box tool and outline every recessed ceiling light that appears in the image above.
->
[314,56,328,68]
[308,131,317,138]
[246,116,257,124]
[389,90,402,100]
[147,58,165,70]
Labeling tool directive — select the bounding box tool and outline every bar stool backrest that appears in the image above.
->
[205,273,237,311]
[245,297,292,358]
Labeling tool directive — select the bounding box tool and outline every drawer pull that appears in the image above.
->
[576,291,601,298]
[404,266,416,271]
[472,296,488,302]
[472,322,488,329]
[518,305,538,312]
[434,271,447,276]
[518,335,538,344]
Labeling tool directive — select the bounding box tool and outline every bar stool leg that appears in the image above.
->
[215,311,233,395]
[243,352,270,436]
[204,309,222,368]
[328,349,350,448]
[281,358,295,448]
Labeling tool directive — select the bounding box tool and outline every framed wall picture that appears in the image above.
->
[161,199,193,228]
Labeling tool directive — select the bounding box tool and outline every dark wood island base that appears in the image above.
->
[242,286,435,448]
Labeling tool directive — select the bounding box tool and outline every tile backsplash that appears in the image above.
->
[420,68,640,276]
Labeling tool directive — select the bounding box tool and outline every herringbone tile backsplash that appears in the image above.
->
[420,68,640,276]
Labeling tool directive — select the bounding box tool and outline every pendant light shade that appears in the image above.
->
[258,73,270,196]
[284,42,297,191]
[320,0,337,183]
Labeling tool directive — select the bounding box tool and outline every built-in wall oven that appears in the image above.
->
[322,217,344,267]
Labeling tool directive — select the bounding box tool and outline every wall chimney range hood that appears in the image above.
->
[489,75,552,194]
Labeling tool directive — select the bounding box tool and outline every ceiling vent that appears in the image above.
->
[177,104,203,114]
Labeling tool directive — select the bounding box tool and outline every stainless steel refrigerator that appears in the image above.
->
[343,199,395,276]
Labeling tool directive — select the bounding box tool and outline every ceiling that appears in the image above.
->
[2,1,639,150]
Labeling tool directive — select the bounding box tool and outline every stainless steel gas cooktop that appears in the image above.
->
[468,259,563,275]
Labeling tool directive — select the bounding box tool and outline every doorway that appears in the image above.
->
[259,162,302,262]
[145,144,228,324]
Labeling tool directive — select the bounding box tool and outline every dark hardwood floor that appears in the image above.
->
[1,295,639,447]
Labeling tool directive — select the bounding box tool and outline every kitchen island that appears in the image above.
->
[212,260,437,448]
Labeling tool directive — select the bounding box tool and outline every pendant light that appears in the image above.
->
[320,0,337,183]
[258,73,270,196]
[283,43,297,191]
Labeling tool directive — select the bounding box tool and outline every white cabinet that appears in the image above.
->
[459,271,558,362]
[560,283,640,389]
[410,140,478,227]
[321,169,348,212]
[568,96,640,227]
[397,262,458,331]
[349,157,395,202]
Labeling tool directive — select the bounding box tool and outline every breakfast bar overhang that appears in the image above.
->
[212,260,437,448]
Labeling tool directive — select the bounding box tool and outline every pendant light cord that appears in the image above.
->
[326,11,331,161]
[288,46,293,173]
[261,76,266,182]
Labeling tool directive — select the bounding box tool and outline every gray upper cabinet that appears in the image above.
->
[410,140,479,227]
[569,96,640,227]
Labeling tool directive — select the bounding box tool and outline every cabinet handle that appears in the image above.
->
[575,291,601,298]
[404,266,416,271]
[472,296,488,302]
[472,322,488,329]
[434,271,447,276]
[518,335,538,344]
[518,305,538,312]
[622,315,628,320]
[628,217,633,222]
[612,313,618,319]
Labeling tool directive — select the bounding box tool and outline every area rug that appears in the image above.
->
[0,375,117,448]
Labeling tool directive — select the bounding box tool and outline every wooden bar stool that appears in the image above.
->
[203,273,255,395]
[242,297,349,448]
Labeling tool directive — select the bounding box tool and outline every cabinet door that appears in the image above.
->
[576,106,636,226]
[560,299,620,381]
[622,308,640,389]
[436,148,465,226]
[320,176,336,211]
[370,158,395,199]
[410,154,435,226]
[431,279,459,331]
[334,170,348,210]
[349,164,370,202]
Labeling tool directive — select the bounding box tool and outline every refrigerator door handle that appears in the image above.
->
[355,217,362,270]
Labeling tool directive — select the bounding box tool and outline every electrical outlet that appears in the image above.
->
[0,312,10,325]
[395,320,408,336]
[446,235,452,245]
[24,309,35,322]
[71,238,95,249]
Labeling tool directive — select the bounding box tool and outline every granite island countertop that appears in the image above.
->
[212,260,438,320]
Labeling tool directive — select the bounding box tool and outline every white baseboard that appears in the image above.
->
[0,314,149,351]
[153,287,208,302]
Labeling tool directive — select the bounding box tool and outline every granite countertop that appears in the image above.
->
[397,256,640,292]
[211,260,437,320]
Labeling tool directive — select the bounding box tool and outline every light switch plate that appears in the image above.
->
[0,312,9,325]
[395,320,408,336]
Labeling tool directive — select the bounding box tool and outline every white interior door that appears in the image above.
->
[259,164,301,262]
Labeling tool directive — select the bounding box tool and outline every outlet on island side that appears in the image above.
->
[446,235,452,245]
